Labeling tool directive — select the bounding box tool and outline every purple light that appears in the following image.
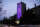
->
[17,3,22,20]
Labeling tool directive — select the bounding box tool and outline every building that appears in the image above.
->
[32,4,40,16]
[17,2,26,20]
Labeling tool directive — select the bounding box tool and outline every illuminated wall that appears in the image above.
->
[17,2,26,20]
[17,3,22,20]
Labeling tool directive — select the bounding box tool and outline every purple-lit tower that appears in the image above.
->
[17,2,26,20]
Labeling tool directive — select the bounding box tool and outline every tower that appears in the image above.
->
[17,2,26,20]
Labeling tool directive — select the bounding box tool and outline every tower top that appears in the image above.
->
[21,0,24,2]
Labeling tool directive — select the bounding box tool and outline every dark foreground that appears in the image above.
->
[0,24,40,27]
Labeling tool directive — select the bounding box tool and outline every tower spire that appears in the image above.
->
[21,0,23,2]
[21,0,24,3]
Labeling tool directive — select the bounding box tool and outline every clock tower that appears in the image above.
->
[17,2,26,20]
